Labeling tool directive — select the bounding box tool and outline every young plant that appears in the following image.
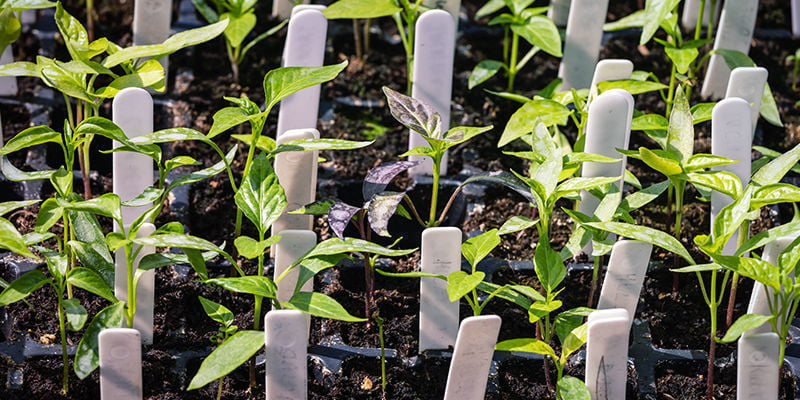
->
[470,0,562,92]
[788,48,800,92]
[0,2,227,198]
[383,86,492,227]
[197,296,239,400]
[192,0,288,82]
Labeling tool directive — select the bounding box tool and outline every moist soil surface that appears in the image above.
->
[2,0,800,398]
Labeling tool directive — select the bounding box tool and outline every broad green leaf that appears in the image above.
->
[2,214,38,260]
[752,143,800,186]
[63,298,87,331]
[69,211,115,286]
[736,221,800,256]
[560,322,588,362]
[640,0,681,45]
[511,15,562,57]
[6,0,56,11]
[499,216,536,235]
[707,187,753,252]
[444,125,494,146]
[0,60,40,78]
[221,12,255,48]
[187,330,263,390]
[447,271,486,302]
[208,106,259,138]
[719,314,773,343]
[23,231,55,246]
[528,299,562,323]
[67,267,116,302]
[272,138,373,155]
[619,180,670,211]
[293,254,347,292]
[686,171,741,198]
[691,103,715,124]
[596,79,667,95]
[287,292,366,321]
[479,281,533,309]
[684,154,736,172]
[713,255,779,290]
[0,125,61,155]
[34,198,62,234]
[134,233,228,255]
[462,229,500,268]
[264,62,347,111]
[323,0,401,19]
[0,269,48,306]
[639,147,682,176]
[289,199,335,215]
[204,276,277,298]
[103,19,229,68]
[665,47,698,74]
[234,153,286,235]
[94,59,165,97]
[137,250,217,271]
[469,60,503,89]
[167,145,237,192]
[603,9,645,31]
[79,117,161,161]
[121,187,163,207]
[666,85,694,162]
[585,221,694,264]
[65,193,123,224]
[74,301,126,379]
[37,56,91,102]
[552,176,620,200]
[496,338,556,359]
[752,184,800,209]
[498,99,571,147]
[534,242,565,292]
[558,376,591,400]
[231,134,276,152]
[476,0,504,18]
[234,235,281,259]
[0,9,19,60]
[198,296,234,327]
[303,237,416,259]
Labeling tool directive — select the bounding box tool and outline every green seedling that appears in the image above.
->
[192,0,288,82]
[197,296,238,400]
[0,0,55,55]
[470,0,562,92]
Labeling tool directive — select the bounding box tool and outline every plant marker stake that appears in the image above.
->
[409,10,455,177]
[422,0,461,22]
[681,0,720,30]
[586,308,630,400]
[290,4,326,17]
[746,236,797,335]
[265,310,307,400]
[133,0,172,82]
[725,67,768,137]
[557,0,610,91]
[579,88,633,254]
[113,88,156,345]
[272,229,316,339]
[0,46,17,96]
[276,9,327,138]
[794,0,800,37]
[273,0,310,19]
[99,328,143,400]
[443,315,501,400]
[419,227,462,352]
[271,128,318,240]
[737,332,780,400]
[700,0,759,99]
[547,0,570,27]
[710,98,752,257]
[597,240,652,327]
[588,59,634,103]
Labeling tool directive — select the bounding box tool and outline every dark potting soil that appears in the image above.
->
[655,359,797,400]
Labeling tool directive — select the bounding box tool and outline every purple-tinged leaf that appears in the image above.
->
[362,161,419,200]
[367,191,405,237]
[382,86,441,137]
[328,202,361,239]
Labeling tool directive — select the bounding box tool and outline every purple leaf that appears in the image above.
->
[362,161,419,201]
[382,86,441,137]
[367,191,406,237]
[328,202,361,239]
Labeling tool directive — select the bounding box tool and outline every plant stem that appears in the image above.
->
[216,377,224,400]
[377,316,387,397]
[353,19,363,60]
[506,31,519,92]
[694,0,707,41]
[126,245,136,328]
[56,294,69,394]
[86,0,95,42]
[249,231,266,388]
[427,155,442,227]
[588,255,602,308]
[725,223,749,328]
[672,182,684,293]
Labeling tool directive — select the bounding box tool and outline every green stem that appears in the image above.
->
[694,0,706,41]
[216,376,224,400]
[56,294,69,395]
[725,222,749,328]
[377,316,387,396]
[427,155,442,226]
[707,269,718,400]
[126,245,136,328]
[588,255,602,308]
[507,31,520,92]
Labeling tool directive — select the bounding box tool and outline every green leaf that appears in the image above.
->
[323,0,401,19]
[560,322,588,362]
[222,12,255,49]
[0,60,40,78]
[0,200,39,217]
[37,56,91,102]
[94,59,165,97]
[498,99,571,147]
[752,143,800,186]
[234,235,281,259]
[263,61,347,111]
[0,269,48,307]
[65,193,123,224]
[271,138,373,155]
[511,15,562,57]
[666,85,694,162]
[69,211,115,286]
[665,47,698,74]
[558,376,591,400]
[187,330,263,390]
[78,117,160,161]
[208,106,260,139]
[496,338,556,359]
[462,229,500,269]
[640,0,681,44]
[552,176,621,200]
[585,221,694,264]
[74,302,125,379]
[121,187,164,207]
[713,255,779,290]
[204,276,277,298]
[476,0,505,18]
[499,216,536,235]
[714,49,782,127]
[686,171,741,198]
[167,145,237,192]
[752,184,800,209]
[596,79,667,95]
[0,217,37,259]
[603,9,645,31]
[447,271,486,302]
[137,250,217,271]
[234,153,286,235]
[293,254,347,292]
[534,242,565,293]
[0,125,61,155]
[460,171,535,203]
[63,298,87,331]
[198,296,234,327]
[103,19,229,68]
[639,147,682,176]
[231,134,276,152]
[684,154,736,172]
[691,103,715,124]
[303,237,416,259]
[719,314,774,343]
[67,267,116,302]
[736,221,800,256]
[469,60,503,89]
[287,291,366,321]
[134,233,228,255]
